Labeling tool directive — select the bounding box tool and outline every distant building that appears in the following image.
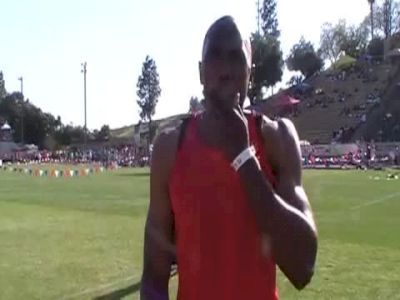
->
[0,122,20,159]
[0,122,12,142]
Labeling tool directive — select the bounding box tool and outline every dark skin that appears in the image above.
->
[141,17,318,299]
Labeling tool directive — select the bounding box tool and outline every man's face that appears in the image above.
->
[200,29,251,112]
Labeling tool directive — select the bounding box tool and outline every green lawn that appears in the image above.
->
[0,168,399,299]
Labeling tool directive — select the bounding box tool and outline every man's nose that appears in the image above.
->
[219,72,232,82]
[217,58,235,81]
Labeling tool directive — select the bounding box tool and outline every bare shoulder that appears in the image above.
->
[260,116,300,146]
[151,117,187,177]
[259,115,302,174]
[152,126,179,167]
[153,126,180,153]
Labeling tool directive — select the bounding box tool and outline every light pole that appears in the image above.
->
[81,62,87,147]
[18,76,24,144]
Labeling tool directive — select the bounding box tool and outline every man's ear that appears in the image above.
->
[199,61,204,85]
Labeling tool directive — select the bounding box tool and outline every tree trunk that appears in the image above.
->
[148,118,152,157]
[370,2,375,40]
[256,87,262,104]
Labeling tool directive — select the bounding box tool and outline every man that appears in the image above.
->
[140,16,318,300]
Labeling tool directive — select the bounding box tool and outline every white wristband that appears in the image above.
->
[231,146,257,171]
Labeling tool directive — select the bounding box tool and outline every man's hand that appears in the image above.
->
[205,94,250,161]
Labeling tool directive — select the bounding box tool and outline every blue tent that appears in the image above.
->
[293,82,313,94]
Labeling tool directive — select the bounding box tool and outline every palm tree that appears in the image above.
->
[368,0,376,39]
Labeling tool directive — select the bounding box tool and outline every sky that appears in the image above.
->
[0,0,370,130]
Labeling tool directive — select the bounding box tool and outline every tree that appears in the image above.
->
[55,116,62,130]
[136,55,161,148]
[58,125,85,144]
[188,96,203,113]
[340,22,370,58]
[249,32,283,104]
[260,0,280,38]
[383,0,393,37]
[374,0,400,38]
[319,19,368,66]
[368,37,385,56]
[54,125,74,146]
[95,125,110,141]
[249,0,283,104]
[0,92,59,147]
[19,103,56,147]
[286,38,324,78]
[368,0,376,39]
[0,71,97,149]
[319,21,346,65]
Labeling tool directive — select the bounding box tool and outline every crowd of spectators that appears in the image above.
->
[287,60,392,144]
[302,144,400,169]
[12,144,150,167]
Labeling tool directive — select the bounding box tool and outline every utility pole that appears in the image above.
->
[18,76,23,95]
[18,76,24,144]
[81,62,87,147]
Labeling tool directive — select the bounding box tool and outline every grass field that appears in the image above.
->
[0,168,399,299]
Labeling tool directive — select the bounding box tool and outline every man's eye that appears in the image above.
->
[207,49,221,60]
[229,51,246,63]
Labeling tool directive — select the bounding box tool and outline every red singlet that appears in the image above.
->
[169,112,279,300]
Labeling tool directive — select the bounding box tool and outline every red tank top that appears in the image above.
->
[169,112,279,300]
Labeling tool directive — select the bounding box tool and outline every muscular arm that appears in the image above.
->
[238,117,317,290]
[140,130,178,300]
